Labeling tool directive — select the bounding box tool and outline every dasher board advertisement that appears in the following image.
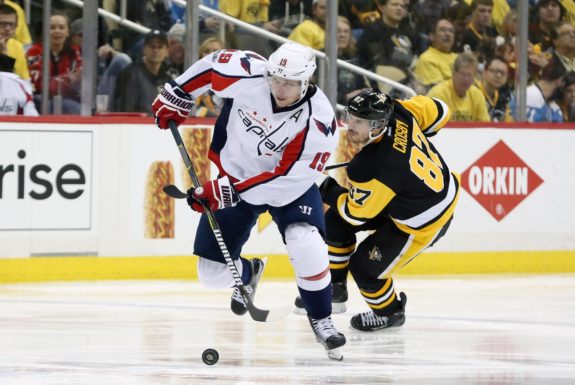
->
[0,129,93,230]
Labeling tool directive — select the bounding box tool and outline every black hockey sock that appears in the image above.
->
[330,267,348,283]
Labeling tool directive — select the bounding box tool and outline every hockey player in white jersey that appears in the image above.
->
[152,41,346,359]
[0,72,38,116]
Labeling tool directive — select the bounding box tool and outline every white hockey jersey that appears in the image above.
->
[174,50,338,206]
[0,72,38,116]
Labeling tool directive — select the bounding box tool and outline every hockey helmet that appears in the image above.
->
[268,41,316,98]
[345,88,394,138]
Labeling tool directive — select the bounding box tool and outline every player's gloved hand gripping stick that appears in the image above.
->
[164,120,292,322]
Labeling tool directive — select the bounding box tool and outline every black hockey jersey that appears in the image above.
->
[334,95,459,236]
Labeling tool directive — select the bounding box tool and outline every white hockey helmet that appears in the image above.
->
[267,41,317,99]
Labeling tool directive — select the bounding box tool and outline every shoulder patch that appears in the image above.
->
[239,56,252,75]
[313,117,337,137]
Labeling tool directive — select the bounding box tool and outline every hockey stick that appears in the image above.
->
[324,162,349,171]
[166,120,291,322]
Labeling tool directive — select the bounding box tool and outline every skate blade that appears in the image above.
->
[326,348,343,361]
[260,256,268,269]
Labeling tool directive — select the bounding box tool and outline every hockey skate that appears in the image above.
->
[308,315,346,360]
[230,258,266,316]
[350,292,407,332]
[294,281,348,315]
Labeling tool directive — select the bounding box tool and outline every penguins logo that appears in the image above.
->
[369,246,383,262]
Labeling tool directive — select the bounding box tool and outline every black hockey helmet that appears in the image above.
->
[345,88,394,136]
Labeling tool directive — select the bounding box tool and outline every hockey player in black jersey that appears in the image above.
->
[295,88,460,331]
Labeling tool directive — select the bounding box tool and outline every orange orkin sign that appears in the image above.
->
[461,140,543,221]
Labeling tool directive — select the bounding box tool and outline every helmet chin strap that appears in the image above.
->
[366,121,388,144]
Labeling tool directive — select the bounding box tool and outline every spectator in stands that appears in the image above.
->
[411,0,451,36]
[118,0,172,60]
[527,41,553,81]
[26,12,82,115]
[168,2,220,33]
[503,6,552,82]
[447,0,472,52]
[1,0,31,49]
[0,4,28,81]
[413,19,458,91]
[499,9,516,43]
[460,0,498,63]
[477,56,512,121]
[338,0,380,32]
[68,18,132,113]
[265,0,313,37]
[288,0,326,51]
[461,0,509,33]
[550,21,575,74]
[494,9,517,78]
[357,0,417,81]
[166,23,185,78]
[112,30,171,114]
[558,71,575,122]
[195,37,225,117]
[199,37,224,58]
[336,15,369,105]
[220,0,271,55]
[512,59,566,122]
[559,0,575,26]
[427,52,489,121]
[220,0,269,24]
[58,6,110,48]
[529,0,566,52]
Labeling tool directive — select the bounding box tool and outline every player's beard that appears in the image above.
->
[346,129,369,146]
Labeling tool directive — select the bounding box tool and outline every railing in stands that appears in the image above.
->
[57,0,415,114]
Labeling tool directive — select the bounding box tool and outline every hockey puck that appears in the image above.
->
[202,348,219,365]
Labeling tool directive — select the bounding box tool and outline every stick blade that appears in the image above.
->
[247,302,294,322]
[162,184,188,199]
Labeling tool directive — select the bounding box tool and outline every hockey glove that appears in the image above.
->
[319,176,347,208]
[151,80,194,129]
[187,176,240,213]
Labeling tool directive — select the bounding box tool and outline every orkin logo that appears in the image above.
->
[461,140,543,221]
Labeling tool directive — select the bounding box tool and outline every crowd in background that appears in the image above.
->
[1,0,574,122]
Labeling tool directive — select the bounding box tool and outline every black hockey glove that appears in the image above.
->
[319,176,347,208]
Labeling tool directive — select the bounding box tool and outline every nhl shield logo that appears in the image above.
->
[369,246,383,262]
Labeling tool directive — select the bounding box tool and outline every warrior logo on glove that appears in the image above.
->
[187,176,240,213]
[160,87,194,110]
[152,80,194,129]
